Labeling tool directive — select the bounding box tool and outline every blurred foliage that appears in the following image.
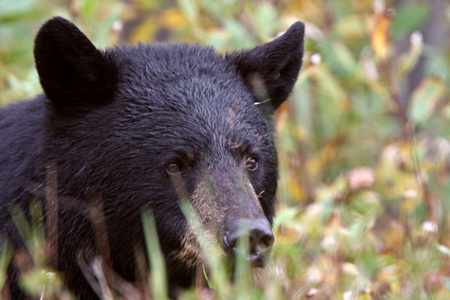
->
[0,0,123,106]
[1,0,450,299]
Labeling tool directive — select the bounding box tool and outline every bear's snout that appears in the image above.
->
[222,217,274,268]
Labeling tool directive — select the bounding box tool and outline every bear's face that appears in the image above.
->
[33,17,304,279]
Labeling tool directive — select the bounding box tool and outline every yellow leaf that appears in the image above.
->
[158,8,187,30]
[371,13,391,60]
[130,16,158,44]
[335,15,369,42]
[288,177,305,201]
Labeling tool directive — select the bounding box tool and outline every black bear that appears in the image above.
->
[0,17,304,299]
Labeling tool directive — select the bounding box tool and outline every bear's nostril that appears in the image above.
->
[255,233,274,253]
[250,229,273,251]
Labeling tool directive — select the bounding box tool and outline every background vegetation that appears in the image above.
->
[1,0,449,299]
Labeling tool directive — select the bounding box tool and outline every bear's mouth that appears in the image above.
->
[224,245,272,268]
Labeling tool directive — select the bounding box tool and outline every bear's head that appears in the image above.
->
[33,17,304,289]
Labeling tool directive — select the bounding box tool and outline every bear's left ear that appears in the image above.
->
[226,22,305,111]
[34,17,116,108]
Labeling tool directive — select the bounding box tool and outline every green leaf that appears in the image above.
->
[224,19,254,48]
[177,0,198,24]
[332,41,358,76]
[408,76,445,124]
[80,0,97,22]
[0,240,12,290]
[254,3,277,39]
[0,0,36,18]
[390,3,429,39]
[273,207,300,230]
[394,32,423,80]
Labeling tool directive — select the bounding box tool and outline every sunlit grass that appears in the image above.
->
[142,210,169,300]
[2,189,450,299]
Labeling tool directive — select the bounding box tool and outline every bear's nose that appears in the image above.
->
[223,218,274,267]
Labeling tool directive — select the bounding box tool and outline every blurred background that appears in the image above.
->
[1,0,449,298]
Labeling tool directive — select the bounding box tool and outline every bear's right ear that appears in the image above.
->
[226,22,305,112]
[34,17,116,108]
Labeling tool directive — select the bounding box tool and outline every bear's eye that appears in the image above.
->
[245,157,258,171]
[166,162,184,175]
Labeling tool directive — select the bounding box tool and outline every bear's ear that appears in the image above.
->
[34,17,116,108]
[226,22,305,111]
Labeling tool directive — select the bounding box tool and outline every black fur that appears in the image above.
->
[0,17,304,299]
